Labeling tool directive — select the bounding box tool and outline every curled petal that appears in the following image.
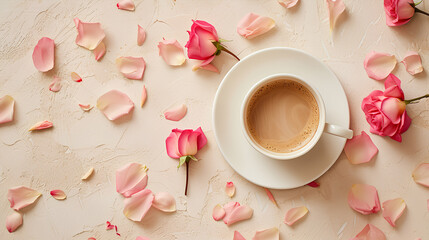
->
[212,204,226,221]
[164,104,187,121]
[237,13,275,39]
[116,163,148,198]
[97,90,134,121]
[74,18,106,50]
[81,167,95,180]
[278,0,299,8]
[50,190,67,200]
[0,95,15,124]
[116,57,146,80]
[382,198,406,227]
[344,131,378,164]
[348,184,381,215]
[29,120,53,131]
[79,104,93,112]
[152,192,176,212]
[49,76,62,92]
[141,85,147,107]
[192,55,219,73]
[117,0,135,11]
[6,212,23,233]
[225,182,236,197]
[166,130,181,159]
[106,221,115,230]
[32,37,55,72]
[380,98,406,124]
[8,186,42,210]
[234,231,246,240]
[137,25,146,46]
[402,51,423,75]
[93,41,106,61]
[351,224,386,240]
[252,227,279,240]
[326,0,345,31]
[158,39,186,66]
[412,163,429,187]
[71,72,82,82]
[223,202,253,226]
[284,206,308,226]
[264,188,278,207]
[123,189,154,221]
[364,51,397,80]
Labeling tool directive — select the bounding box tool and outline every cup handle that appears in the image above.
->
[324,123,353,139]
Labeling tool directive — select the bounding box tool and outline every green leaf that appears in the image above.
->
[189,155,198,162]
[178,156,187,169]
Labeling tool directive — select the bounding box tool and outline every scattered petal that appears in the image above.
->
[81,167,95,180]
[106,221,114,230]
[97,90,134,121]
[351,224,386,240]
[74,18,106,50]
[0,95,15,124]
[402,51,423,75]
[79,104,93,112]
[252,227,279,240]
[32,37,55,72]
[164,104,187,121]
[141,85,147,107]
[137,25,146,46]
[93,41,106,61]
[225,182,236,197]
[7,186,42,210]
[223,202,253,226]
[50,190,67,200]
[6,212,22,233]
[88,238,96,240]
[71,72,82,82]
[123,189,154,221]
[364,51,397,80]
[344,131,378,164]
[237,13,275,39]
[136,237,151,240]
[152,192,176,212]
[284,206,308,226]
[192,60,220,73]
[306,181,320,188]
[212,204,226,221]
[278,0,299,8]
[117,0,135,11]
[326,0,345,31]
[49,76,62,92]
[412,163,429,187]
[29,121,53,131]
[264,188,278,207]
[234,231,246,240]
[348,184,381,215]
[158,39,186,66]
[116,163,148,198]
[382,198,406,227]
[116,56,146,80]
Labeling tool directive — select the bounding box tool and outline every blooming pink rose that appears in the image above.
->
[361,74,411,142]
[384,0,415,26]
[185,20,219,61]
[166,127,207,159]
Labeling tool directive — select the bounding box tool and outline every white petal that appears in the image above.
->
[81,167,95,180]
[116,57,146,80]
[97,90,134,121]
[278,0,299,8]
[158,39,186,66]
[402,51,423,75]
[252,227,279,240]
[0,95,15,124]
[412,163,429,187]
[141,85,147,107]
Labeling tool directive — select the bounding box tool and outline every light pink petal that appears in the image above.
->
[402,51,423,75]
[382,198,406,227]
[348,184,381,215]
[50,190,67,200]
[234,231,246,240]
[264,188,278,207]
[351,224,386,240]
[137,25,146,46]
[116,163,148,198]
[79,104,93,112]
[225,182,236,197]
[74,18,106,50]
[7,186,42,210]
[29,120,53,131]
[6,212,22,233]
[166,130,181,159]
[364,51,397,80]
[212,204,226,221]
[136,237,151,240]
[237,13,275,39]
[81,167,95,180]
[32,37,55,72]
[158,39,186,66]
[223,202,253,226]
[164,104,187,121]
[71,72,82,82]
[380,97,406,124]
[49,76,62,92]
[412,163,429,187]
[284,206,308,226]
[152,192,176,212]
[93,41,106,61]
[97,90,134,121]
[117,0,135,11]
[141,85,147,107]
[344,131,378,164]
[200,63,220,73]
[123,189,154,221]
[192,55,219,73]
[0,95,15,124]
[326,0,345,31]
[178,129,199,156]
[252,227,279,240]
[278,0,299,8]
[116,56,146,80]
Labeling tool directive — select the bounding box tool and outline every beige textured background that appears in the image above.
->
[1,0,429,239]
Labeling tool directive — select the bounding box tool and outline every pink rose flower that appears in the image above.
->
[384,0,415,26]
[361,74,411,142]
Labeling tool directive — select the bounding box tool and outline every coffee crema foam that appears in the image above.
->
[246,79,319,153]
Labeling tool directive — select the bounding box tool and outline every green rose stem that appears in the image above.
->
[213,41,240,61]
[411,3,429,16]
[185,161,189,196]
[404,94,429,104]
[179,155,197,195]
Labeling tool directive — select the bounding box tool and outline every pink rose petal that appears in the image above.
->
[93,41,106,61]
[164,104,187,121]
[8,186,42,210]
[278,0,299,8]
[49,76,62,92]
[116,163,148,198]
[344,131,378,165]
[74,18,106,50]
[165,130,181,159]
[6,212,23,233]
[234,231,246,240]
[223,202,253,226]
[97,90,134,121]
[264,188,278,207]
[123,189,154,221]
[81,167,94,180]
[348,184,381,215]
[136,237,151,240]
[106,221,115,230]
[152,192,176,212]
[412,163,429,187]
[79,104,93,112]
[137,25,146,46]
[117,0,135,11]
[50,190,67,200]
[326,0,345,31]
[225,182,236,197]
[306,181,320,188]
[192,60,220,73]
[32,37,55,72]
[237,13,275,39]
[141,85,147,107]
[252,227,279,240]
[284,206,308,226]
[212,204,226,221]
[364,51,397,80]
[116,56,146,80]
[382,198,406,227]
[0,95,15,124]
[71,72,82,82]
[402,51,423,75]
[29,120,53,131]
[158,39,186,66]
[351,224,386,240]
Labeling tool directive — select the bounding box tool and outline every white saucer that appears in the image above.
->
[212,47,350,189]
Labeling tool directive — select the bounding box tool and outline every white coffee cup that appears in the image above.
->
[241,73,353,160]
